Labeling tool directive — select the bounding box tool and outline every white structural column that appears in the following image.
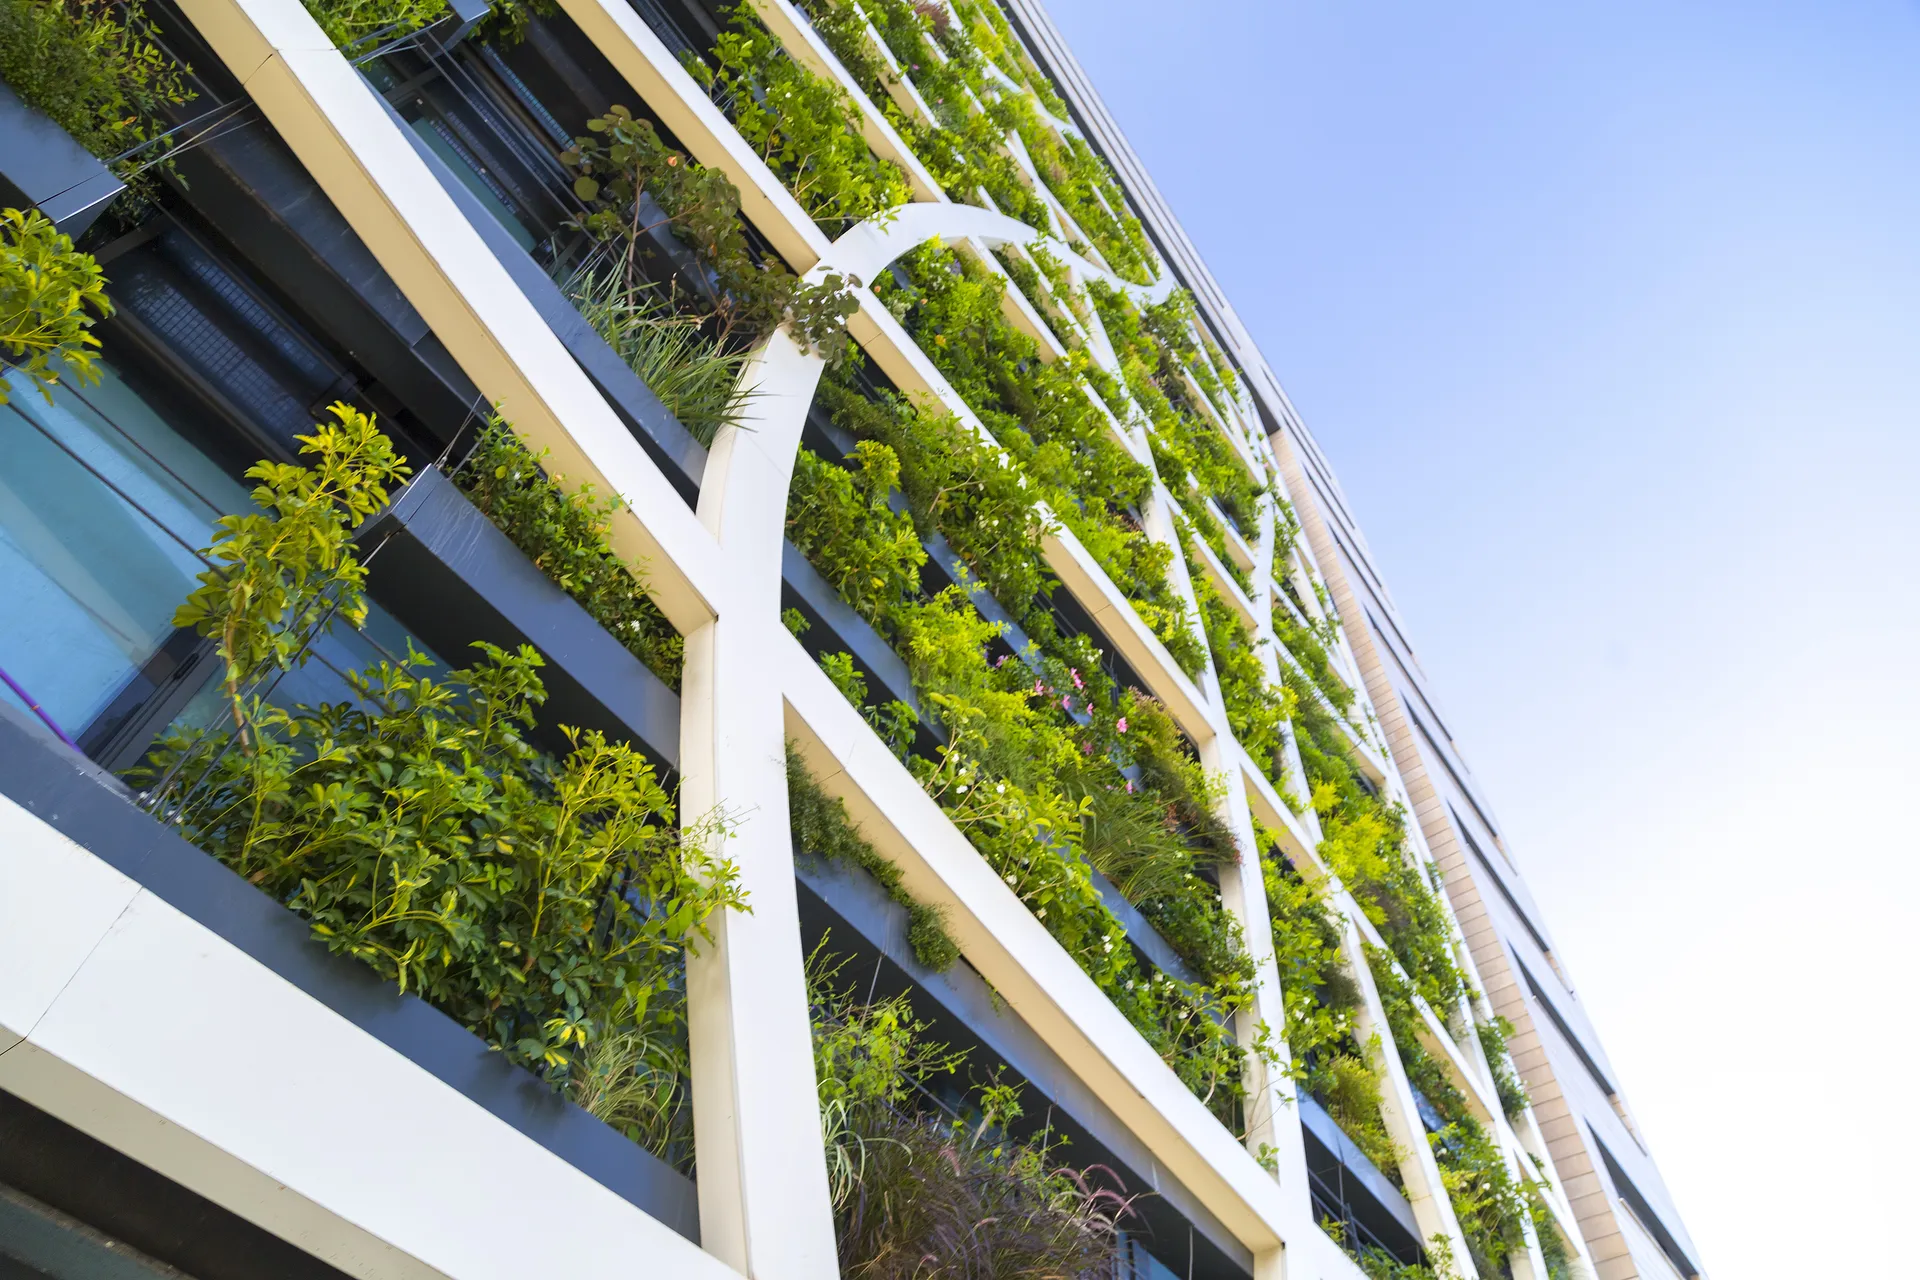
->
[682,331,839,1278]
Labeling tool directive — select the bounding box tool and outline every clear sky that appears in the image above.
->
[1039,1,1920,1274]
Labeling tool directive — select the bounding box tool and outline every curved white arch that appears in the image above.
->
[828,201,1173,306]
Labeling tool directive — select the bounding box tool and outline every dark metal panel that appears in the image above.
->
[363,466,681,772]
[0,84,124,236]
[387,97,708,501]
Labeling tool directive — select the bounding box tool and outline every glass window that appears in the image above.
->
[0,364,249,740]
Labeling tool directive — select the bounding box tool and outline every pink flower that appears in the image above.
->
[1033,680,1045,696]
[1116,717,1129,734]
[1061,695,1072,712]
[1125,780,1135,793]
[1082,741,1094,755]
[1070,667,1084,689]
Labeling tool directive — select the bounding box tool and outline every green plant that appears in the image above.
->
[1190,549,1295,797]
[1289,682,1468,1012]
[298,0,445,47]
[137,411,743,1170]
[1272,585,1355,718]
[1262,844,1400,1178]
[455,417,683,689]
[875,241,1205,677]
[562,106,859,361]
[1090,281,1266,536]
[687,1,910,230]
[0,0,193,180]
[1371,952,1529,1276]
[567,269,755,445]
[1320,1219,1460,1280]
[0,207,111,404]
[786,383,1256,1120]
[810,949,1129,1276]
[1530,1189,1576,1280]
[1477,1014,1531,1119]
[789,747,959,971]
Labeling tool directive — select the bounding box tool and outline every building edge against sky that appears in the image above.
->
[0,0,1703,1278]
[997,3,1706,1276]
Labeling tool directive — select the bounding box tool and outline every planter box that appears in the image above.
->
[0,699,700,1241]
[0,83,125,236]
[363,466,682,773]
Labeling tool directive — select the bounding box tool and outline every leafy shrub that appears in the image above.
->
[1290,680,1468,1012]
[789,747,959,971]
[1477,1014,1531,1120]
[1090,281,1267,537]
[562,106,859,361]
[687,0,910,231]
[811,951,1130,1276]
[298,0,446,48]
[0,0,192,178]
[786,381,1257,1119]
[455,417,683,689]
[0,207,111,404]
[1271,580,1355,718]
[1372,953,1530,1277]
[1263,844,1400,1178]
[875,241,1205,677]
[136,407,741,1168]
[1190,549,1295,797]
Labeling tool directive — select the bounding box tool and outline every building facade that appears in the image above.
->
[0,1,1702,1278]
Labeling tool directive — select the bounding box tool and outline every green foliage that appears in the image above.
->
[1370,952,1530,1277]
[299,0,446,48]
[808,0,1154,282]
[876,241,1205,677]
[1090,281,1266,537]
[810,950,1129,1276]
[0,208,111,404]
[562,106,859,361]
[1289,679,1468,1012]
[1320,1219,1460,1280]
[172,403,409,742]
[140,417,742,1169]
[0,0,192,180]
[789,748,959,971]
[788,372,1257,1120]
[687,1,909,230]
[1262,843,1400,1179]
[1477,1014,1531,1120]
[1189,549,1295,796]
[993,246,1078,351]
[567,269,754,445]
[1271,579,1355,718]
[455,417,683,690]
[1531,1189,1576,1280]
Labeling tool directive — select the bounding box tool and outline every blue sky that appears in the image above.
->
[1040,1,1920,1273]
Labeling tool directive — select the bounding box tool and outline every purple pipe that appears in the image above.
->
[0,661,79,749]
